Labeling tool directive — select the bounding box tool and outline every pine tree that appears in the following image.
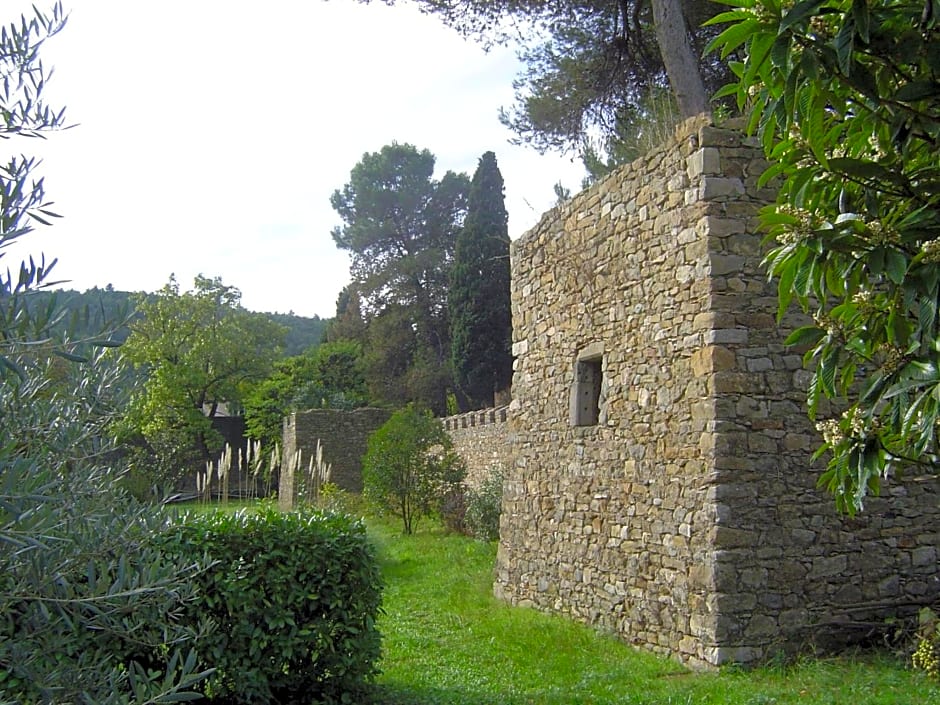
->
[449,152,512,411]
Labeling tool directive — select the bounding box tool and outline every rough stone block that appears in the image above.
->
[688,147,721,178]
[710,253,747,276]
[710,372,754,394]
[809,555,849,578]
[913,545,937,567]
[710,526,758,548]
[701,177,746,200]
[691,345,737,376]
[705,328,749,345]
[745,614,778,639]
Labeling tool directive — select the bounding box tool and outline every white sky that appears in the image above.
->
[6,1,587,318]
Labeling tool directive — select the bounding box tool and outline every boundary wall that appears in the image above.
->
[496,115,940,667]
[280,408,392,498]
[442,406,513,488]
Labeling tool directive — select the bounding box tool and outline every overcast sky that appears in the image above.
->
[6,1,587,318]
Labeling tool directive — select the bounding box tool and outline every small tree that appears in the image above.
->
[120,274,285,488]
[362,405,466,534]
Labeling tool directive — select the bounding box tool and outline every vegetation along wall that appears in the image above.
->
[495,116,940,668]
[281,408,392,495]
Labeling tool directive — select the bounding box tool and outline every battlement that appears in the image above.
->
[441,405,513,489]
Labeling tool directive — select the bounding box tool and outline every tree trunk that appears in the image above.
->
[651,0,710,118]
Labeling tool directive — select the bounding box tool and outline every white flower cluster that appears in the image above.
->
[921,239,940,264]
[850,288,873,306]
[815,418,842,446]
[776,205,818,246]
[813,310,840,338]
[866,219,900,245]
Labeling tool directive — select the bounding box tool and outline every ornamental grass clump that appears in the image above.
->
[159,507,383,704]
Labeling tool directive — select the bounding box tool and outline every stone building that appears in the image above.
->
[493,116,940,668]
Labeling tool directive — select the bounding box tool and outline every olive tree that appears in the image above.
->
[0,5,210,700]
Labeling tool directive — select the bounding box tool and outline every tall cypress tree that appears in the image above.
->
[449,151,512,411]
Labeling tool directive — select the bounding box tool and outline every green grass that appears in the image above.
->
[365,513,939,705]
[169,501,938,704]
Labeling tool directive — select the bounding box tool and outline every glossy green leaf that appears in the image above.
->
[785,325,826,347]
[895,80,940,102]
[779,0,827,31]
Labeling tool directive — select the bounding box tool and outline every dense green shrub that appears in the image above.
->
[464,466,504,542]
[363,404,466,534]
[161,507,383,704]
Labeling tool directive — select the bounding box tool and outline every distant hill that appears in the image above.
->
[265,311,330,356]
[28,287,330,356]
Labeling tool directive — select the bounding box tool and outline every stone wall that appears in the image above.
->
[280,408,392,501]
[495,116,940,668]
[442,406,513,488]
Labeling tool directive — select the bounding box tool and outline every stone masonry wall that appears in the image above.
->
[442,406,513,489]
[495,116,940,668]
[281,408,392,498]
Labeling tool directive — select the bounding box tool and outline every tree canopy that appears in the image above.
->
[708,0,940,512]
[120,274,286,481]
[330,143,470,413]
[244,339,369,448]
[397,0,731,162]
[449,151,513,410]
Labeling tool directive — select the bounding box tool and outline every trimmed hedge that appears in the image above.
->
[160,507,382,704]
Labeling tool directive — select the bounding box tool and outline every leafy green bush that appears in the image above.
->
[464,466,504,542]
[160,507,383,704]
[363,404,466,534]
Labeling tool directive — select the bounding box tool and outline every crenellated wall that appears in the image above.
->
[495,116,940,668]
[442,406,513,488]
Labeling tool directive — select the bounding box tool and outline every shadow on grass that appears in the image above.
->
[367,682,672,705]
[368,683,606,705]
[369,683,498,705]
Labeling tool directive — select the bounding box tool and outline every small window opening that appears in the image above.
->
[570,345,603,426]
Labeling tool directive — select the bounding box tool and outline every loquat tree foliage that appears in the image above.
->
[708,0,940,512]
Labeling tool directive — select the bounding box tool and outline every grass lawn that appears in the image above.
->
[172,501,937,704]
[365,512,939,705]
